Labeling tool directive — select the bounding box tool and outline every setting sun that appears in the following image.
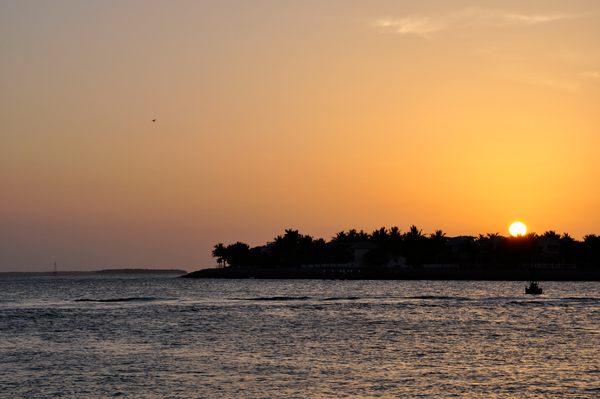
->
[509,222,527,236]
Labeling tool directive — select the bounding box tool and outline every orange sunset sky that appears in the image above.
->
[1,1,599,272]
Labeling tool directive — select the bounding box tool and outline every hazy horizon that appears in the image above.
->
[2,1,599,272]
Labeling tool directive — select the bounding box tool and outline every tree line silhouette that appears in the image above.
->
[212,226,600,269]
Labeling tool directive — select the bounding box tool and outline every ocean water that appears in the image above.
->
[1,275,599,398]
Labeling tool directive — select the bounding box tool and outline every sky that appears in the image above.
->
[1,0,599,272]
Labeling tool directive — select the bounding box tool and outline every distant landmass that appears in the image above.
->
[1,269,188,276]
[94,268,188,274]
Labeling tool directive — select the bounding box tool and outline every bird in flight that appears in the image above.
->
[152,119,156,122]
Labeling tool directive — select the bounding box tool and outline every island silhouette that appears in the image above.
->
[184,227,600,280]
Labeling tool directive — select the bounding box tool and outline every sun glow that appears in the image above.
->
[509,222,527,236]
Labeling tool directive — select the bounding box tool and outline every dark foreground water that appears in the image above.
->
[1,275,599,398]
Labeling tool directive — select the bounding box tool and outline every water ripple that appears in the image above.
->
[1,276,599,398]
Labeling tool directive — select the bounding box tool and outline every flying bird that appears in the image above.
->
[152,119,156,122]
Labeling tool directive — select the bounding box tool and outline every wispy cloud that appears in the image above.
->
[375,9,573,36]
[580,71,600,79]
[501,13,567,24]
[506,74,580,92]
[375,17,444,36]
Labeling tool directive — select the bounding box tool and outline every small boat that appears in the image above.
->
[526,281,543,295]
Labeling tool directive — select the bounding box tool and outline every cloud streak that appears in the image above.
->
[580,71,600,79]
[503,74,581,92]
[501,13,567,24]
[375,9,572,36]
[376,17,444,36]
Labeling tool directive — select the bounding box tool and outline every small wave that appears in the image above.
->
[323,296,360,301]
[508,300,544,306]
[75,297,158,303]
[404,296,455,300]
[232,296,311,301]
[563,297,600,302]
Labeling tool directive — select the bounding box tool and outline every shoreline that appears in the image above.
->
[183,267,600,281]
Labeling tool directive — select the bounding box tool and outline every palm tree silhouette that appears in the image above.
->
[406,225,424,239]
[542,231,561,240]
[371,227,389,244]
[212,243,227,268]
[561,232,574,242]
[389,226,402,238]
[332,231,348,242]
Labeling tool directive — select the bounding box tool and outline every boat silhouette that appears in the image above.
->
[526,281,543,295]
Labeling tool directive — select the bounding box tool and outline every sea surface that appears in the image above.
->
[1,275,599,398]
